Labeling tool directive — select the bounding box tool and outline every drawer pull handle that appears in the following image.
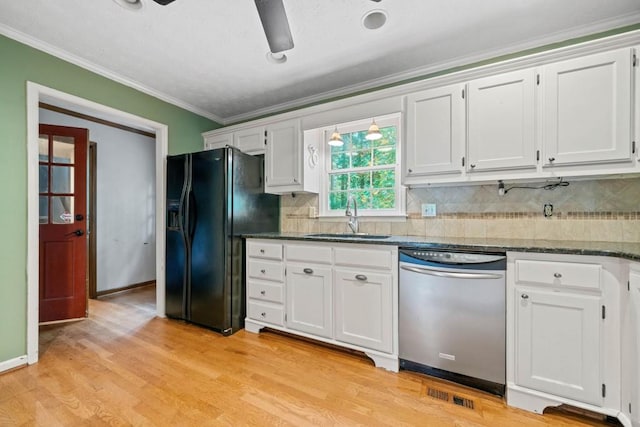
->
[260,249,265,253]
[260,269,266,274]
[355,274,368,281]
[553,272,562,278]
[261,312,266,317]
[521,294,529,299]
[303,268,314,274]
[260,290,266,295]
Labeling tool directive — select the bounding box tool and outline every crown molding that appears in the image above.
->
[225,14,640,124]
[0,23,224,124]
[211,27,640,134]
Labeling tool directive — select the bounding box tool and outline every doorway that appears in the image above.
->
[26,82,168,364]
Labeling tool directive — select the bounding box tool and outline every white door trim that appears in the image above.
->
[26,82,168,364]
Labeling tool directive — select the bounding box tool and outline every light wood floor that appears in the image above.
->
[0,285,618,426]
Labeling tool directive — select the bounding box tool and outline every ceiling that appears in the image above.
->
[1,0,639,125]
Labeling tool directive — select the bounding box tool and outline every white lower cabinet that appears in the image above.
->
[515,288,601,405]
[334,269,392,353]
[245,239,398,372]
[507,252,626,425]
[286,264,332,338]
[624,264,640,427]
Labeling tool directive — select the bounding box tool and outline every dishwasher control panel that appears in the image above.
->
[400,249,505,265]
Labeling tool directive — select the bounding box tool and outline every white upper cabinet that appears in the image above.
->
[405,84,465,178]
[234,126,266,154]
[203,132,232,151]
[265,119,319,194]
[542,48,633,166]
[265,119,301,191]
[467,69,537,171]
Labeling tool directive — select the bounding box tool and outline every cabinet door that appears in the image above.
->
[467,69,536,171]
[265,119,301,189]
[405,84,464,176]
[334,269,392,353]
[542,48,632,166]
[515,288,602,405]
[286,264,332,338]
[629,269,640,425]
[234,126,265,155]
[204,132,232,150]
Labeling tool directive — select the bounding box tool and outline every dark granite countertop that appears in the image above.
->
[242,232,640,262]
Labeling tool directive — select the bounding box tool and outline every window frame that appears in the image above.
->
[318,113,406,218]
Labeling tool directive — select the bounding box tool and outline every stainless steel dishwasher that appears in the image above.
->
[399,249,506,395]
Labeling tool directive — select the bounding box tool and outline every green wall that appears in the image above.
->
[0,34,220,363]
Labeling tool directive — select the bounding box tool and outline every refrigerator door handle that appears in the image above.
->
[188,190,197,241]
[180,155,192,319]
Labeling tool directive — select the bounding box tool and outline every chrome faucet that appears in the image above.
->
[345,196,359,234]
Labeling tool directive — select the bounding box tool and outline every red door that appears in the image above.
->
[39,124,88,322]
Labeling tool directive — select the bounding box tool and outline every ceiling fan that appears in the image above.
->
[151,0,382,54]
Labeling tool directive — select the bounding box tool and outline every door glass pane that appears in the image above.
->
[51,166,74,193]
[38,135,49,162]
[39,196,48,224]
[39,165,49,192]
[51,196,74,224]
[52,136,74,164]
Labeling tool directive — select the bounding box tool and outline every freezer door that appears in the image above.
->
[189,149,229,331]
[165,154,189,320]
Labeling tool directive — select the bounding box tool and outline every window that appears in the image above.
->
[319,114,405,217]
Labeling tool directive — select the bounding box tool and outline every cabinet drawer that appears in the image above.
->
[247,260,284,282]
[248,281,284,304]
[248,301,284,326]
[247,241,283,260]
[247,301,284,326]
[285,244,332,264]
[334,247,393,270]
[515,260,601,290]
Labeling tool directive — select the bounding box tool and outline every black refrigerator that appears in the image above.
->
[165,147,279,335]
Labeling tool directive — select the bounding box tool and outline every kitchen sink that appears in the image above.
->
[304,233,391,239]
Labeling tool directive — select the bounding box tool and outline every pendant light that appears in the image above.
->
[365,119,382,141]
[328,126,344,146]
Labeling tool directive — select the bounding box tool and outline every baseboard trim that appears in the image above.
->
[96,280,155,298]
[0,355,28,374]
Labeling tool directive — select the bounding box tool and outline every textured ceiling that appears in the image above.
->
[1,0,639,124]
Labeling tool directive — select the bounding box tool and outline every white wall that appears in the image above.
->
[39,109,156,292]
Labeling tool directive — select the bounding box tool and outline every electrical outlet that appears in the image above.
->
[421,203,437,217]
[543,203,553,218]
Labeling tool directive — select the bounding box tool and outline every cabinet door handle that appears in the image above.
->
[260,290,266,295]
[408,168,413,173]
[548,157,555,163]
[553,272,562,278]
[521,294,529,299]
[355,274,367,281]
[260,249,265,253]
[261,312,267,317]
[470,164,476,169]
[303,268,314,274]
[260,269,266,274]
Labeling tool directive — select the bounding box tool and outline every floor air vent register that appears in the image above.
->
[427,387,475,410]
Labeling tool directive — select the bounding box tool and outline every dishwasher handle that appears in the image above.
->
[400,265,503,280]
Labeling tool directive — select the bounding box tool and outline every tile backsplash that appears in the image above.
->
[280,177,640,242]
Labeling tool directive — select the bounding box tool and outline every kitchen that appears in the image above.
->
[1,0,640,425]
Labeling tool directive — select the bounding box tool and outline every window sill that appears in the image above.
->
[314,214,408,222]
